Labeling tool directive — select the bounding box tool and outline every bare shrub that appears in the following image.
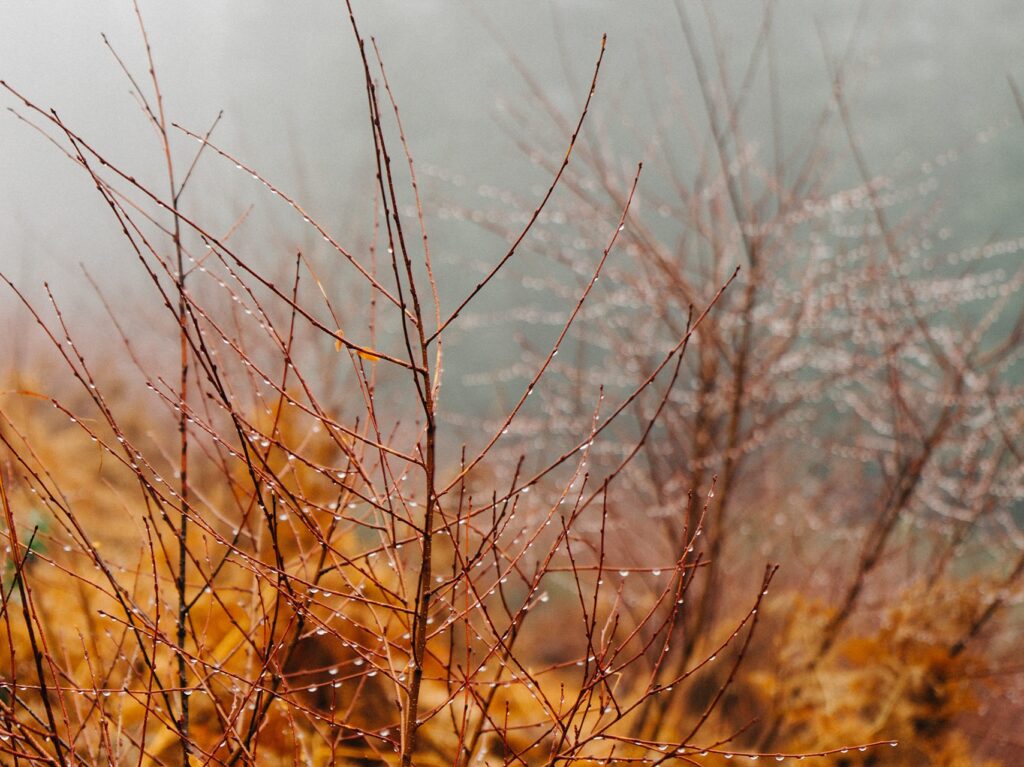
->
[452,3,1024,764]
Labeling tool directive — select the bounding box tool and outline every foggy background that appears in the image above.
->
[3,1,1024,372]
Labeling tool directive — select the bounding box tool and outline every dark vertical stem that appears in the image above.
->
[0,473,67,767]
[129,3,192,760]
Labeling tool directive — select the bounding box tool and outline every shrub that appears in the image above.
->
[1,3,1020,766]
